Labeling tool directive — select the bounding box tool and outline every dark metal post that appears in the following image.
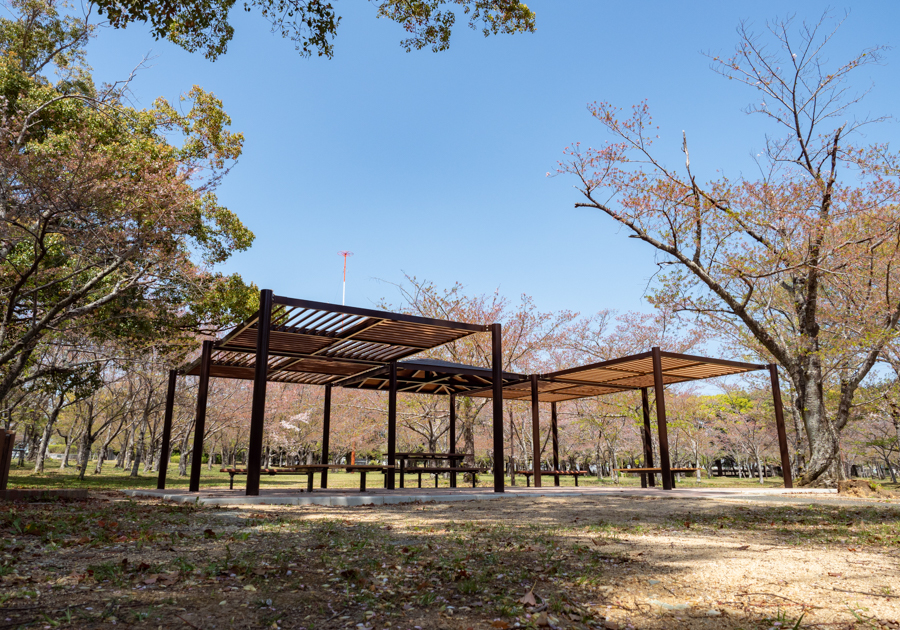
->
[156,370,178,490]
[321,384,332,489]
[651,347,673,490]
[641,387,656,487]
[387,361,397,490]
[530,374,542,488]
[449,393,457,488]
[769,364,794,489]
[189,341,213,492]
[246,289,273,496]
[491,323,504,493]
[551,402,560,486]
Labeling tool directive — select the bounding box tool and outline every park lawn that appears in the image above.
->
[5,462,807,492]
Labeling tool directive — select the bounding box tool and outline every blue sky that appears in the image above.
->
[88,1,900,318]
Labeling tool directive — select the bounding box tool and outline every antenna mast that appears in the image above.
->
[338,251,353,305]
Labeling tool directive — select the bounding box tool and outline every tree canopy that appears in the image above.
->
[91,0,537,60]
[0,0,257,404]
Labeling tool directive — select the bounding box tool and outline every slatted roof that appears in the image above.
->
[339,358,524,396]
[182,296,486,385]
[470,350,766,402]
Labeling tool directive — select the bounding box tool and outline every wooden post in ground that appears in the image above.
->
[640,387,656,487]
[246,289,273,496]
[321,383,332,489]
[768,364,794,488]
[387,362,397,490]
[551,402,560,487]
[651,347,673,490]
[449,393,457,488]
[530,374,542,488]
[156,370,178,490]
[491,323,504,493]
[189,341,213,492]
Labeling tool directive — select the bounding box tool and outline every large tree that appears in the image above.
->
[91,0,536,60]
[0,0,256,406]
[557,14,900,485]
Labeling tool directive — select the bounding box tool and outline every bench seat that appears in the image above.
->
[220,465,393,492]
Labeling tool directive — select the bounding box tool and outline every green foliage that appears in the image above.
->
[0,0,258,398]
[89,0,535,60]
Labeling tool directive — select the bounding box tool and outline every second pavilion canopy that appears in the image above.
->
[471,350,766,402]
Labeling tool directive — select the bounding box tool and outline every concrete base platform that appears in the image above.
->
[125,485,836,507]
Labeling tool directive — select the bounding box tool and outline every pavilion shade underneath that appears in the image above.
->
[181,296,485,385]
[339,358,524,396]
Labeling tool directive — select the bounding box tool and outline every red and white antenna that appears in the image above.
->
[338,251,353,332]
[338,251,353,305]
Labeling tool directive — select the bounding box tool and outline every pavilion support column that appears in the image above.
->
[491,323,504,493]
[449,393,457,488]
[156,370,178,490]
[551,402,560,487]
[321,384,332,489]
[651,347,673,490]
[387,361,398,490]
[189,341,213,492]
[246,289,273,496]
[641,387,655,487]
[530,375,542,488]
[769,364,794,489]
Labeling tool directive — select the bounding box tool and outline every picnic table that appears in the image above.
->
[395,452,484,488]
[614,467,700,488]
[514,470,589,487]
[220,464,394,492]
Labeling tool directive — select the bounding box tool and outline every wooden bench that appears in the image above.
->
[515,470,589,487]
[398,466,486,489]
[220,465,394,492]
[614,467,700,488]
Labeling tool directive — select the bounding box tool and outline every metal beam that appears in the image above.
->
[189,341,213,492]
[156,370,177,490]
[246,289,273,496]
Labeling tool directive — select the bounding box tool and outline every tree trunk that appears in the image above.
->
[77,431,93,481]
[34,402,64,474]
[791,359,846,486]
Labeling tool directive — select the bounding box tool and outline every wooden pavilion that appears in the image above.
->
[469,347,793,490]
[157,291,793,495]
[156,290,508,495]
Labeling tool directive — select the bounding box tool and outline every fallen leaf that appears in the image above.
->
[735,545,750,550]
[491,622,509,629]
[203,529,217,539]
[518,588,537,607]
[828,572,842,577]
[143,576,158,585]
[243,584,257,592]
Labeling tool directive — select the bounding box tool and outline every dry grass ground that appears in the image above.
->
[2,490,899,630]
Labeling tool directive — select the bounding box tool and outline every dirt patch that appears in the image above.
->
[2,492,899,629]
[838,479,899,499]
